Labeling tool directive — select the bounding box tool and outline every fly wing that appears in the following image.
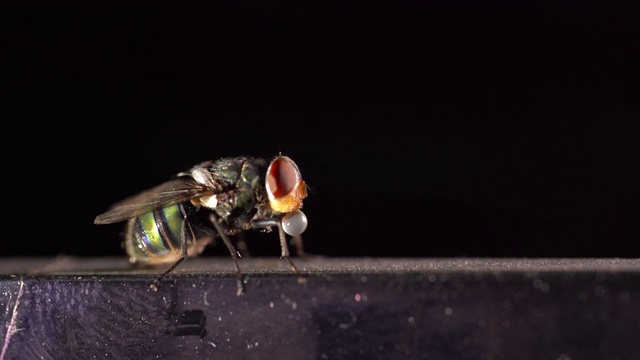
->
[94,177,220,224]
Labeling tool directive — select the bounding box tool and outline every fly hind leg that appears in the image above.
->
[150,214,193,291]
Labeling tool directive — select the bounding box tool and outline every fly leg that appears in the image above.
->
[277,221,307,283]
[150,213,193,291]
[209,214,246,296]
[290,235,308,258]
[235,231,251,258]
[252,218,306,284]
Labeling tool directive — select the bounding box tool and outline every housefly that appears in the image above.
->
[94,155,309,295]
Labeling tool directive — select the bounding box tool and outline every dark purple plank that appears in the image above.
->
[1,258,639,359]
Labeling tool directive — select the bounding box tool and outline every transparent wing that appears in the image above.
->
[94,177,220,224]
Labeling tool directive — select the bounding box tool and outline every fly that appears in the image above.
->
[94,155,309,295]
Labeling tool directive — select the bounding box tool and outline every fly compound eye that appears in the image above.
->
[266,156,307,213]
[266,156,299,198]
[282,210,308,236]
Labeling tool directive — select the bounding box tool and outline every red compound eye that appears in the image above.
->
[265,156,306,213]
[266,156,299,199]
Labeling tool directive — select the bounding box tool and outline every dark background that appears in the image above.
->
[3,1,639,259]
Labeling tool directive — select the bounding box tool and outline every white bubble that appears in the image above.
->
[282,210,308,236]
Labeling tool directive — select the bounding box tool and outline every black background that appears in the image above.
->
[3,1,639,259]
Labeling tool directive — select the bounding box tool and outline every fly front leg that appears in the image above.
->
[277,222,307,283]
[252,217,306,283]
[290,234,308,258]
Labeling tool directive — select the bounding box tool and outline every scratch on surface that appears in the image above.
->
[1,279,25,360]
[204,290,210,306]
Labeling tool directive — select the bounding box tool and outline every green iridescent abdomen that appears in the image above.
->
[124,202,208,264]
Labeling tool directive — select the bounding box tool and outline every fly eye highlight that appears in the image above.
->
[282,210,308,236]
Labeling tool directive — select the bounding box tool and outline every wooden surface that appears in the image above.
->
[1,257,639,359]
[2,256,639,274]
